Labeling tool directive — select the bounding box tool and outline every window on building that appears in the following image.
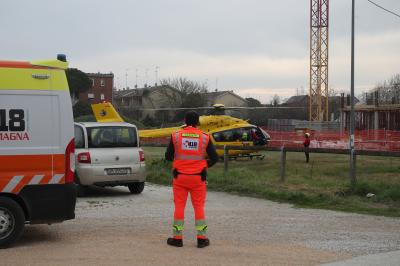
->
[101,94,105,100]
[100,79,105,87]
[88,93,94,99]
[91,78,95,87]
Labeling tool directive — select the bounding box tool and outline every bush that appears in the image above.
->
[74,115,96,122]
[73,101,92,118]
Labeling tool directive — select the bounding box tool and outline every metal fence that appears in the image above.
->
[218,145,400,183]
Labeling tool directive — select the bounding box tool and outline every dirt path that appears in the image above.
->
[1,184,399,265]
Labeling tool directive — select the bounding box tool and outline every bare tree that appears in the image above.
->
[271,94,281,106]
[160,77,208,95]
[160,77,208,107]
[369,74,400,105]
[159,77,209,122]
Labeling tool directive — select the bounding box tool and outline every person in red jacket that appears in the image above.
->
[303,132,311,163]
[165,111,218,248]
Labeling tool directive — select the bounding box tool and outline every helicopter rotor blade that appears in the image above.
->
[131,106,306,111]
[136,107,216,111]
[222,106,307,110]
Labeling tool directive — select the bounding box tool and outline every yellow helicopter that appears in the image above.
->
[91,102,271,159]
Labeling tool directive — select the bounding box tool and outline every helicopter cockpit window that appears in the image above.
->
[212,132,222,141]
[213,128,253,142]
[252,127,268,145]
[240,128,252,141]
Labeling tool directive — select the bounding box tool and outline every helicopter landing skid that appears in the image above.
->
[229,154,265,161]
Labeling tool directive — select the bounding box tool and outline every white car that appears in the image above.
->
[74,122,146,195]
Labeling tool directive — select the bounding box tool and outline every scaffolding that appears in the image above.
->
[310,0,329,121]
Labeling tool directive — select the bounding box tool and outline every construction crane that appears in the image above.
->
[310,0,329,121]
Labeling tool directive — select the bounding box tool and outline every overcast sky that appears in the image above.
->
[1,0,399,103]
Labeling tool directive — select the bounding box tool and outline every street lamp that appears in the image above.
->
[125,68,130,89]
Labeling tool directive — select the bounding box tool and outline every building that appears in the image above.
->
[203,90,248,107]
[202,90,248,118]
[341,102,400,131]
[114,88,249,121]
[341,87,400,131]
[283,94,358,121]
[114,85,182,120]
[78,73,114,104]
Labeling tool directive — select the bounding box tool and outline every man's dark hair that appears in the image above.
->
[185,111,200,126]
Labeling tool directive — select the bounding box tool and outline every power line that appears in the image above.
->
[366,0,400,19]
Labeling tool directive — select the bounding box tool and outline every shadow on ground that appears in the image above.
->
[78,185,135,198]
[13,226,62,248]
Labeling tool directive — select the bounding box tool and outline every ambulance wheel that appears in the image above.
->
[128,182,145,194]
[0,197,25,249]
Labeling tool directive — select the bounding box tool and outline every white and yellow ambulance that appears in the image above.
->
[0,55,76,248]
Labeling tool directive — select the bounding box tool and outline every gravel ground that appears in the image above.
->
[1,183,399,266]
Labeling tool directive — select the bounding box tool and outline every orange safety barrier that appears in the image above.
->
[141,129,400,152]
[261,128,400,152]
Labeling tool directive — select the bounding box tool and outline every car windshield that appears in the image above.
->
[87,126,137,148]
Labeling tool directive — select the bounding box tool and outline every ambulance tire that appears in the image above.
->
[128,182,145,194]
[0,197,25,249]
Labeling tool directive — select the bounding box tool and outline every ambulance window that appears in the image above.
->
[74,126,85,148]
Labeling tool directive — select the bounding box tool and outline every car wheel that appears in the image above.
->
[0,197,25,249]
[128,182,145,194]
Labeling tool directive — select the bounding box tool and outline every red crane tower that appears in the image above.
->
[310,0,329,121]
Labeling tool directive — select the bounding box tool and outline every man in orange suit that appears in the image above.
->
[165,111,218,248]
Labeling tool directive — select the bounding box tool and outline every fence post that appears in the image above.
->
[224,145,228,176]
[350,148,357,189]
[280,146,286,182]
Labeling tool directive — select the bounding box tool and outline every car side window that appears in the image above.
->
[74,125,85,148]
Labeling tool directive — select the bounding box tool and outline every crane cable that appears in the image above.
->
[366,0,400,19]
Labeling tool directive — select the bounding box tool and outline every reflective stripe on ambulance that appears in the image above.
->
[0,174,65,194]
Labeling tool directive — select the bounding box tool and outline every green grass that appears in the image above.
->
[143,147,400,217]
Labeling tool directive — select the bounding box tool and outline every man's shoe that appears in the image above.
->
[167,238,183,247]
[197,238,210,248]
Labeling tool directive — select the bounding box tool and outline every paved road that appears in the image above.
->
[1,184,399,266]
[322,250,400,266]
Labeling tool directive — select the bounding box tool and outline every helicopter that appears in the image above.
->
[91,102,276,159]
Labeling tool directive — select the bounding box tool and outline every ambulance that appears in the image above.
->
[0,55,76,248]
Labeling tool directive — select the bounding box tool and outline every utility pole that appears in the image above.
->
[155,66,159,86]
[350,0,356,188]
[125,68,129,89]
[135,69,138,88]
[145,68,148,87]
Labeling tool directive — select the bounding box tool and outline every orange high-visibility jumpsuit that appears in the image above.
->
[170,126,209,240]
